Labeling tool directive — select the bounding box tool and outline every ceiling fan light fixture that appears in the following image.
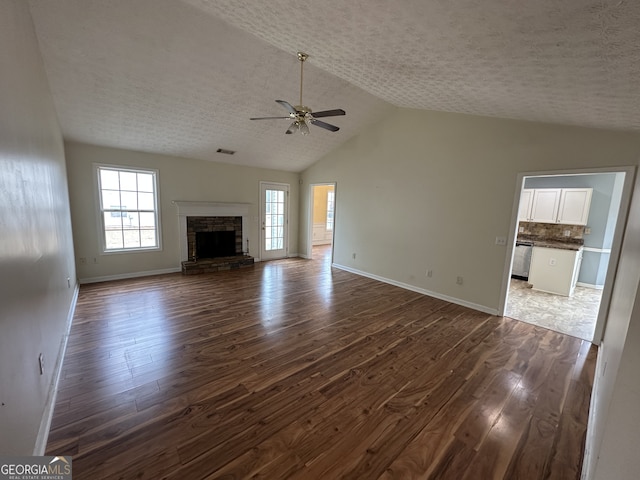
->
[286,120,299,134]
[299,120,310,135]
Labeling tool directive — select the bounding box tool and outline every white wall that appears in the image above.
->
[0,0,77,454]
[300,108,640,312]
[65,142,300,282]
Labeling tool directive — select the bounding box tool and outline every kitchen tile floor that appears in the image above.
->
[506,278,602,341]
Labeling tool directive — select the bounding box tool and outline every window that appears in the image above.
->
[326,190,335,230]
[97,165,160,252]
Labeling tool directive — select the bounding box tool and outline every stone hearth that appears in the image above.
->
[181,255,254,275]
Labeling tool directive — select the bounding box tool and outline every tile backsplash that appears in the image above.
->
[518,222,585,242]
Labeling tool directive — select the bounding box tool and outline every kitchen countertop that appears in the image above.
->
[517,236,583,251]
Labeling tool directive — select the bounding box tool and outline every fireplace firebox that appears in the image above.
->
[196,231,236,259]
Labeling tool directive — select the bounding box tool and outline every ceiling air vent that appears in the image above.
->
[216,148,235,155]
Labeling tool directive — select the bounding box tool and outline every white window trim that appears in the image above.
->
[94,163,162,254]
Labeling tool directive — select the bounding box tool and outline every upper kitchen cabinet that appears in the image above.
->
[557,188,593,225]
[518,189,534,222]
[519,188,592,225]
[530,188,562,223]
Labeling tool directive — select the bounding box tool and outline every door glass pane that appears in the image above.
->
[265,189,285,251]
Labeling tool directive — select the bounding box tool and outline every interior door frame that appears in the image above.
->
[498,165,636,345]
[306,182,337,260]
[259,181,290,261]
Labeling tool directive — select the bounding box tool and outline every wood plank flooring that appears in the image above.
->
[46,247,596,479]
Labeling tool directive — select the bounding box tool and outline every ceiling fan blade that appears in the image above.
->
[250,116,291,120]
[311,109,346,118]
[276,100,297,115]
[311,119,340,132]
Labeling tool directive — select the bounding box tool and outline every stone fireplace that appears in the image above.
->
[187,216,242,260]
[173,201,254,274]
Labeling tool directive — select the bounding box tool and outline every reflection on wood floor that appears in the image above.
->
[47,251,595,479]
[506,278,602,341]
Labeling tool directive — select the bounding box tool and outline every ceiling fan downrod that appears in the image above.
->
[297,52,308,108]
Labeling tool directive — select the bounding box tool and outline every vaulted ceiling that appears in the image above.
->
[28,0,640,172]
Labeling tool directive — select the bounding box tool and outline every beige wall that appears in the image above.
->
[300,107,640,479]
[0,0,77,454]
[65,142,300,281]
[300,108,640,311]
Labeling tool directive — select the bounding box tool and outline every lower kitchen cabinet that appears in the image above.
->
[528,246,582,296]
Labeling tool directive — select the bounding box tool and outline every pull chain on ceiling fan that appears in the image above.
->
[250,52,346,135]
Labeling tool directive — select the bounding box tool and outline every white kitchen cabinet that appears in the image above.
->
[519,188,592,225]
[528,246,583,296]
[529,188,561,223]
[557,188,592,225]
[518,189,534,222]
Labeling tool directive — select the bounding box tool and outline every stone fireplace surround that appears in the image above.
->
[187,216,242,260]
[173,201,254,274]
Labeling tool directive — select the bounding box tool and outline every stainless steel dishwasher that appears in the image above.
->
[512,241,533,280]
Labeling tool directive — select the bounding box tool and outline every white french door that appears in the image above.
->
[260,182,289,261]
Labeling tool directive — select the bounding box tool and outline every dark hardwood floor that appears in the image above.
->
[46,245,596,479]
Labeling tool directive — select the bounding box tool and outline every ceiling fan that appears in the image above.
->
[250,52,346,135]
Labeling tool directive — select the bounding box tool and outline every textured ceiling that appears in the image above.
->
[28,0,640,172]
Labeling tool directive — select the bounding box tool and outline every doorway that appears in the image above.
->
[308,183,336,261]
[260,182,289,261]
[502,168,634,344]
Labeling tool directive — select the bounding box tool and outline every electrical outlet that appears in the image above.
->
[456,276,463,285]
[426,269,433,278]
[495,236,507,246]
[79,257,87,264]
[549,258,557,266]
[38,354,44,375]
[563,230,571,237]
[518,226,524,233]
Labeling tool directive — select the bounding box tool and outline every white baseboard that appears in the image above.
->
[332,263,499,316]
[577,282,605,290]
[79,267,182,284]
[33,283,79,455]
